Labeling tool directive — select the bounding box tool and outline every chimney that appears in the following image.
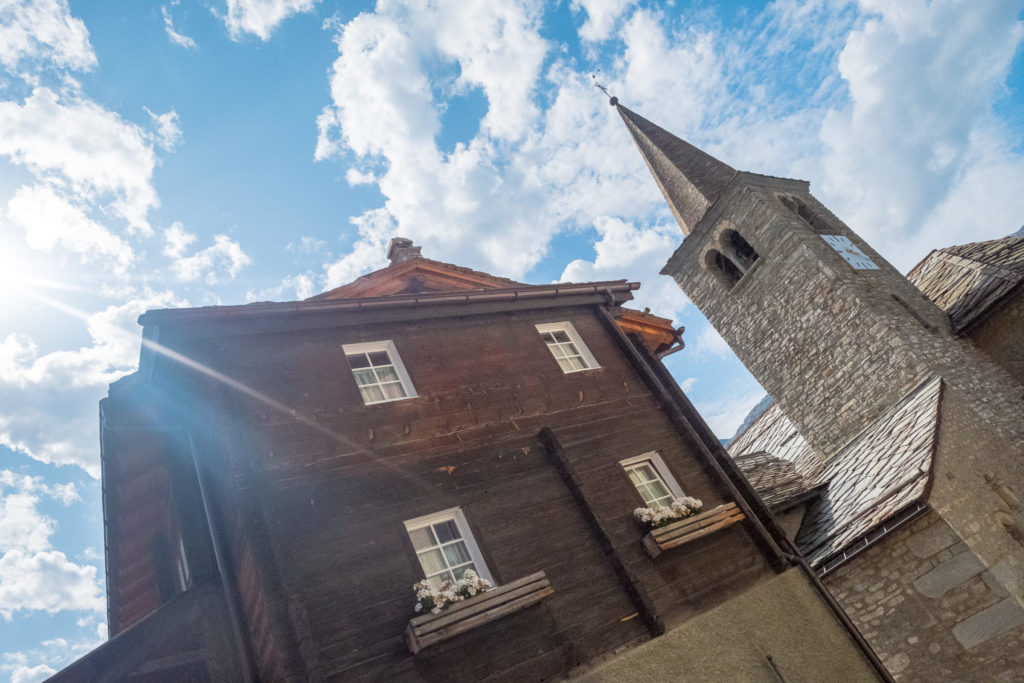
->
[386,237,422,264]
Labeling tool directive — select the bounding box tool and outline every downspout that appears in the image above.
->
[183,431,259,682]
[100,418,257,679]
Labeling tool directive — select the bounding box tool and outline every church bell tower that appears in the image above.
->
[615,102,1024,459]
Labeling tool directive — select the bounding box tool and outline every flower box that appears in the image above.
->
[405,571,553,654]
[641,502,745,558]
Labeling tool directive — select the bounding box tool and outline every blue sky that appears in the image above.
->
[1,0,1022,679]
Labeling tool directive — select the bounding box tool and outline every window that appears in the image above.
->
[535,322,599,373]
[620,452,685,508]
[706,249,743,288]
[404,508,493,588]
[342,340,417,405]
[725,230,759,272]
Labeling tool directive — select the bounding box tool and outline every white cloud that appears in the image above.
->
[0,471,103,621]
[816,0,1024,268]
[0,550,104,619]
[344,168,377,186]
[7,183,135,273]
[161,5,197,49]
[571,0,637,42]
[145,108,183,151]
[246,272,315,301]
[0,0,96,72]
[323,209,392,289]
[0,291,187,474]
[169,234,251,283]
[560,216,688,321]
[286,236,326,254]
[693,324,732,359]
[11,663,56,683]
[679,377,697,393]
[0,88,162,234]
[221,0,319,41]
[163,221,196,259]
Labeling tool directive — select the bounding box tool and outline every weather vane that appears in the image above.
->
[591,73,618,106]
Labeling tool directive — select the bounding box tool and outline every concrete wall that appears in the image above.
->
[826,510,1024,682]
[580,567,881,682]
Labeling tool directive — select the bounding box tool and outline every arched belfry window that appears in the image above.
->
[780,195,831,233]
[725,230,759,271]
[706,249,743,289]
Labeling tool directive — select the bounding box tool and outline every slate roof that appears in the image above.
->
[616,104,737,235]
[907,236,1024,332]
[733,452,825,512]
[729,404,822,483]
[729,376,943,567]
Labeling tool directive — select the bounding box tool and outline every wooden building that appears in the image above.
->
[52,239,886,681]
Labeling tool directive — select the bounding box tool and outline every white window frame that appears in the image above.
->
[619,452,685,507]
[342,340,417,405]
[404,507,494,585]
[535,321,600,374]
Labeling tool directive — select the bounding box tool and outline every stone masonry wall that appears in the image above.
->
[826,509,1024,682]
[966,288,1024,387]
[663,174,1024,460]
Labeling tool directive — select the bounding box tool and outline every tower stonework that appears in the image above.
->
[615,102,1024,461]
[662,173,1024,458]
[620,102,1024,679]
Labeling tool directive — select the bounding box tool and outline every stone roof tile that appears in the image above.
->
[907,236,1024,331]
[729,376,943,567]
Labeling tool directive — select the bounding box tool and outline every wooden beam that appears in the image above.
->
[538,427,665,638]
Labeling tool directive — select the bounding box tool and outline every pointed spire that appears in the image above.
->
[616,104,736,235]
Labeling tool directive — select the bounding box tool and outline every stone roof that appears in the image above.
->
[730,376,943,567]
[616,104,737,236]
[907,236,1024,332]
[729,404,823,483]
[733,451,825,512]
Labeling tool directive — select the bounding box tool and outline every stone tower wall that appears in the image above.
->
[965,288,1024,387]
[663,173,1024,459]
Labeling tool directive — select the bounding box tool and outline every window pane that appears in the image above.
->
[627,469,643,486]
[541,332,556,343]
[367,351,390,366]
[433,520,461,543]
[352,368,377,386]
[375,365,400,382]
[633,464,657,483]
[417,549,446,575]
[442,541,472,566]
[552,331,571,343]
[409,527,433,551]
[562,341,581,356]
[566,355,587,371]
[381,382,407,399]
[548,344,568,359]
[646,479,671,501]
[347,353,370,369]
[359,385,385,403]
[556,357,575,373]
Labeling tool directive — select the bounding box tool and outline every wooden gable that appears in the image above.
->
[309,257,525,300]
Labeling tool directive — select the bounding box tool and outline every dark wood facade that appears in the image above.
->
[54,253,886,681]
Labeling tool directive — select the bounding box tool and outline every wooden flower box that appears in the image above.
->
[641,502,745,559]
[405,571,553,654]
